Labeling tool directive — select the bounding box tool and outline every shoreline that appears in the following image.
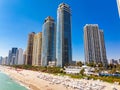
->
[0,66,73,90]
[0,67,39,90]
[10,76,31,90]
[0,65,120,90]
[0,69,31,90]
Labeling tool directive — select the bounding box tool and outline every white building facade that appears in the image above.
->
[17,48,24,65]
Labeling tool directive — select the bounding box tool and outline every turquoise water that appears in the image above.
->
[0,72,28,90]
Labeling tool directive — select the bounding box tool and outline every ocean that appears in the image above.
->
[0,72,28,90]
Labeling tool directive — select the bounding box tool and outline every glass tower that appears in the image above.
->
[41,16,56,66]
[56,3,72,67]
[11,48,18,65]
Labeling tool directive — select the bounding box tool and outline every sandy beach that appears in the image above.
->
[0,65,120,90]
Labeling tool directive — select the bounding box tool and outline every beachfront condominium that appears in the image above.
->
[7,50,12,65]
[1,57,8,65]
[32,32,42,66]
[84,24,108,67]
[26,32,35,65]
[23,50,27,64]
[10,48,18,65]
[117,0,120,17]
[17,48,24,65]
[56,3,72,67]
[0,56,2,65]
[41,16,56,66]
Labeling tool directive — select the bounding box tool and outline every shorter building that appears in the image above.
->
[48,61,56,66]
[64,66,82,74]
[26,32,35,65]
[32,32,42,66]
[71,61,77,65]
[10,48,18,65]
[0,57,2,65]
[2,57,8,65]
[110,59,118,65]
[17,48,24,65]
[64,65,96,75]
[82,65,95,76]
[23,50,26,64]
[7,50,12,65]
[7,48,24,65]
[118,59,120,64]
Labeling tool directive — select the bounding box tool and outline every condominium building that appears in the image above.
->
[26,32,35,65]
[23,50,26,64]
[10,48,18,65]
[56,3,72,67]
[7,50,12,65]
[117,0,120,17]
[2,57,8,65]
[32,32,42,66]
[0,56,2,65]
[17,48,24,65]
[41,16,56,66]
[118,59,120,64]
[84,24,108,67]
[109,59,120,65]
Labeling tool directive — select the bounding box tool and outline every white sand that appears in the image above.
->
[0,65,120,90]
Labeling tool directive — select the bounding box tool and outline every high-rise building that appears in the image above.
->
[2,57,8,65]
[118,59,120,64]
[10,48,18,65]
[23,50,26,64]
[26,32,35,65]
[0,56,2,65]
[17,48,24,65]
[7,50,12,65]
[84,24,108,67]
[56,3,72,67]
[41,16,56,66]
[110,59,118,65]
[99,30,108,66]
[117,0,120,17]
[32,32,42,66]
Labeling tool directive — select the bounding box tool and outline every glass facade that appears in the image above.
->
[11,48,18,65]
[41,16,56,66]
[56,3,72,67]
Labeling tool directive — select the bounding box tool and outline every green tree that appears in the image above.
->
[80,68,84,75]
[86,62,96,67]
[110,68,116,74]
[76,61,83,67]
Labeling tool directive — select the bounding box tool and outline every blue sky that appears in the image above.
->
[0,0,120,61]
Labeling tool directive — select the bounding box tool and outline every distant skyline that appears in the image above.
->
[0,0,120,61]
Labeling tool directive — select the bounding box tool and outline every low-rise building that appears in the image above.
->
[82,65,95,75]
[118,59,120,64]
[64,66,82,74]
[2,57,8,65]
[110,59,118,65]
[0,57,2,65]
